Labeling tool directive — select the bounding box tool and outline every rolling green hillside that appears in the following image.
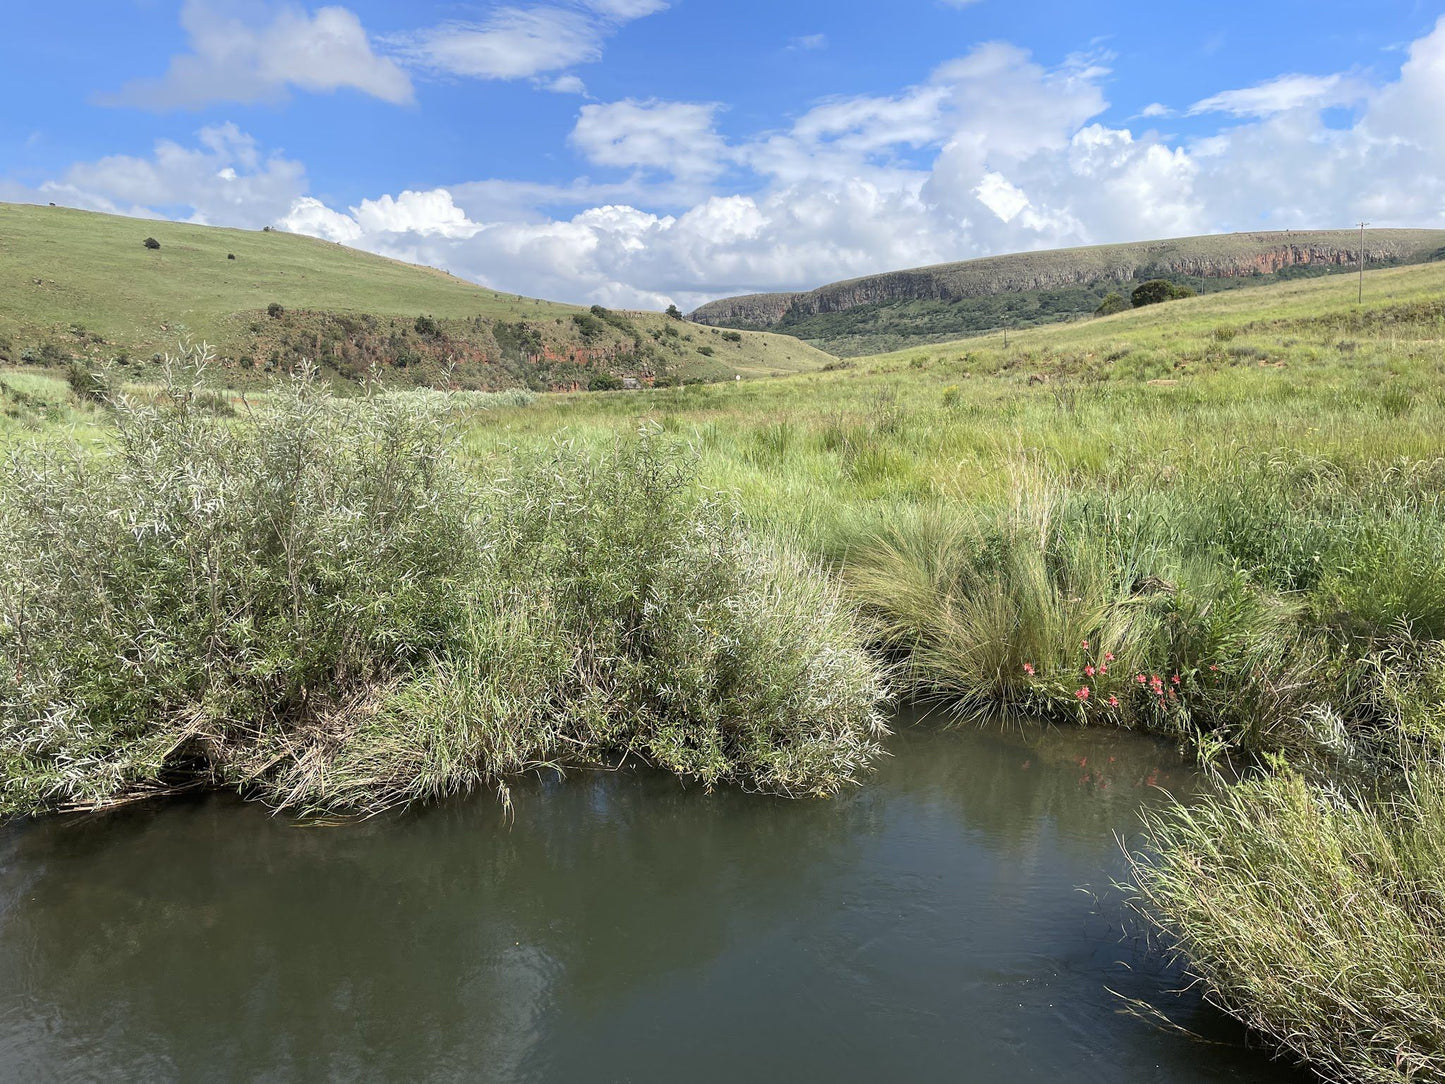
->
[691,228,1445,356]
[0,202,833,389]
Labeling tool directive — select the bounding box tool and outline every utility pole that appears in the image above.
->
[1357,221,1370,304]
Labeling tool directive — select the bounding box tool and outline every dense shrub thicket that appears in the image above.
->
[0,364,885,817]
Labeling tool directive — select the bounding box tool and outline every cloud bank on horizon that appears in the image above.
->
[5,1,1445,311]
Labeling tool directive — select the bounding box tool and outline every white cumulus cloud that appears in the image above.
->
[571,99,729,180]
[104,1,413,109]
[28,18,1445,314]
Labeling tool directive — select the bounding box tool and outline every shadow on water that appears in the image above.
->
[0,708,1311,1083]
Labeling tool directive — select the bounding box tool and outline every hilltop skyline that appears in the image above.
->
[4,1,1444,310]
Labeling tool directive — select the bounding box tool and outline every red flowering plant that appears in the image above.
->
[1013,634,1226,729]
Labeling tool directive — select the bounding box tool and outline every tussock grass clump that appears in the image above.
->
[843,470,1336,760]
[0,363,885,818]
[1130,765,1445,1083]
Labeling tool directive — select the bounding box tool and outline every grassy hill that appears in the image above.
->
[0,202,833,389]
[691,228,1445,356]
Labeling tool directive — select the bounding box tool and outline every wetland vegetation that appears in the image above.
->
[5,255,1445,1082]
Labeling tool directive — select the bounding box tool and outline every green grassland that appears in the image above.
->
[5,232,1445,1081]
[0,202,831,388]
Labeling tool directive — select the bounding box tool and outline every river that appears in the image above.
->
[0,710,1304,1082]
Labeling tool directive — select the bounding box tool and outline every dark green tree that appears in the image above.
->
[1131,280,1196,307]
[1094,292,1130,316]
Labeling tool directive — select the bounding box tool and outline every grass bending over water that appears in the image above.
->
[0,365,886,818]
[1131,762,1445,1083]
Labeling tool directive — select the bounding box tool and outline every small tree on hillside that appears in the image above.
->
[1094,292,1129,316]
[665,304,684,320]
[1131,279,1196,307]
[142,237,161,250]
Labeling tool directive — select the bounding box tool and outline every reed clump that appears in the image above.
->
[1130,760,1445,1083]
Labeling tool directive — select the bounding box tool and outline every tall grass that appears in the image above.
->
[1130,763,1445,1083]
[0,359,886,818]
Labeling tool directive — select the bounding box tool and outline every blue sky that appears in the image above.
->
[3,1,1444,308]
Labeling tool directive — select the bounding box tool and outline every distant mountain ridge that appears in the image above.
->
[691,229,1445,356]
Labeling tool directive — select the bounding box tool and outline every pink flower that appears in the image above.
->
[1081,640,1090,649]
[1099,665,1108,675]
[1136,674,1147,684]
[1085,665,1096,677]
[1209,664,1219,672]
[1075,686,1090,700]
[1105,652,1115,662]
[1171,674,1180,685]
[1107,696,1119,707]
[1022,663,1035,676]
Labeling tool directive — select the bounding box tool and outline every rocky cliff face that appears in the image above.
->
[691,230,1445,327]
[689,291,803,327]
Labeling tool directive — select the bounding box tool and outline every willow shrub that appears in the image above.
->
[0,364,885,817]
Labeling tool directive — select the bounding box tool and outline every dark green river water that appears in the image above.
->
[0,712,1304,1082]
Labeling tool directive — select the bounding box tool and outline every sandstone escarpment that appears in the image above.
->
[691,230,1445,328]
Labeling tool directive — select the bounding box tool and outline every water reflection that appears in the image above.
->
[0,711,1303,1083]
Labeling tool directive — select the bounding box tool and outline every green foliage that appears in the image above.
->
[665,304,683,320]
[414,314,441,338]
[572,311,607,341]
[0,356,884,817]
[266,301,285,318]
[1131,279,1196,307]
[491,319,542,361]
[1131,765,1445,1082]
[142,237,160,250]
[63,361,114,404]
[589,372,623,391]
[843,475,1322,754]
[1094,291,1129,316]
